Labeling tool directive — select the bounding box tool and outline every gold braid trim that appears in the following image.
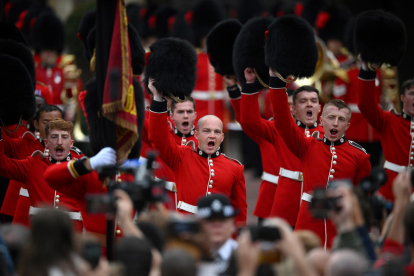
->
[0,115,22,133]
[274,71,299,83]
[90,49,96,73]
[253,68,269,88]
[368,62,382,72]
[68,160,80,179]
[168,93,185,103]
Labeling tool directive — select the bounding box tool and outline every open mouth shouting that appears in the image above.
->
[207,140,216,151]
[329,128,338,138]
[54,146,66,157]
[306,110,313,119]
[182,121,189,130]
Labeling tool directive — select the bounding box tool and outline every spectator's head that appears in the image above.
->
[321,99,351,142]
[307,248,330,276]
[34,105,63,139]
[195,115,224,155]
[0,224,30,268]
[197,194,237,251]
[115,236,153,276]
[325,250,368,276]
[293,230,321,253]
[170,97,197,136]
[44,118,74,161]
[161,249,197,276]
[292,85,321,126]
[18,210,76,276]
[400,78,414,116]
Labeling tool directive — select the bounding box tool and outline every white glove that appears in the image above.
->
[90,147,116,170]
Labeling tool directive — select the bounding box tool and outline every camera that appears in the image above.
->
[86,152,166,214]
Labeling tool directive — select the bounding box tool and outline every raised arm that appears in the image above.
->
[240,68,279,144]
[0,129,29,183]
[269,73,307,159]
[0,130,26,158]
[357,68,388,134]
[147,79,186,171]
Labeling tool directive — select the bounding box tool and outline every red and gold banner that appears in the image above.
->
[102,0,138,161]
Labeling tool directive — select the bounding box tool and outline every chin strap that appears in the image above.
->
[0,115,23,134]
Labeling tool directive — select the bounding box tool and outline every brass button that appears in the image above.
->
[333,161,337,165]
[55,199,59,203]
[56,195,60,199]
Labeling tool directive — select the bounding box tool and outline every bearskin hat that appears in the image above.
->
[87,25,145,75]
[151,6,177,39]
[170,12,193,43]
[265,15,318,79]
[0,39,35,87]
[0,55,35,125]
[126,3,142,34]
[316,4,352,43]
[343,18,356,55]
[77,9,96,61]
[206,19,243,76]
[144,38,197,99]
[355,10,406,66]
[191,0,226,47]
[299,0,329,26]
[270,1,295,18]
[31,11,65,54]
[5,0,31,24]
[0,21,28,45]
[20,4,52,43]
[135,5,158,40]
[237,0,264,24]
[233,17,273,86]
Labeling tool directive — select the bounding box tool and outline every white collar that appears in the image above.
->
[216,239,238,261]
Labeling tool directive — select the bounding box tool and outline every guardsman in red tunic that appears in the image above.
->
[0,106,66,226]
[147,79,247,225]
[141,98,199,209]
[44,147,123,246]
[240,69,324,227]
[357,68,413,202]
[270,72,371,248]
[224,76,280,222]
[0,118,83,231]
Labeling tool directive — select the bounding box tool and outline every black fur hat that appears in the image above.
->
[233,17,273,86]
[191,0,226,47]
[0,21,28,45]
[136,5,158,40]
[300,0,329,26]
[0,55,35,125]
[316,4,351,43]
[170,12,193,43]
[77,9,96,61]
[126,3,141,34]
[87,25,145,75]
[152,6,177,39]
[144,38,197,99]
[355,10,406,66]
[0,39,36,87]
[31,11,65,54]
[206,19,242,76]
[265,15,318,79]
[5,0,31,24]
[343,18,356,55]
[237,0,264,24]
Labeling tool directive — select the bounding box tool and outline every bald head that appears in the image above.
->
[197,115,223,131]
[325,250,368,276]
[161,249,197,276]
[307,248,330,276]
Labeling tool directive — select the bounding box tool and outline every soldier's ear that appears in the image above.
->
[194,130,199,139]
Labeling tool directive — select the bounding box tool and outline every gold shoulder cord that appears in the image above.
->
[274,71,299,83]
[168,93,185,103]
[253,68,269,88]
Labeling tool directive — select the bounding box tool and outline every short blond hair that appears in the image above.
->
[322,99,351,122]
[44,118,74,138]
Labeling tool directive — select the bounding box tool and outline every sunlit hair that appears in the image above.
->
[44,118,74,138]
[322,99,351,122]
[171,96,196,113]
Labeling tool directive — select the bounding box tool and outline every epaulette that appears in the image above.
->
[70,146,83,155]
[390,108,400,116]
[348,140,367,154]
[311,131,322,141]
[167,119,174,131]
[186,140,196,151]
[221,153,242,165]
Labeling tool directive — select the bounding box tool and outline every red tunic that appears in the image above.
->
[228,87,280,219]
[240,83,323,226]
[192,52,225,125]
[270,76,371,248]
[148,99,247,225]
[333,66,381,143]
[357,70,411,201]
[0,136,83,231]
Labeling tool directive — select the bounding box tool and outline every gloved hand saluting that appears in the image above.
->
[89,147,117,170]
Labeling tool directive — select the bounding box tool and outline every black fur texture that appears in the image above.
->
[206,19,242,76]
[153,6,177,39]
[0,39,36,87]
[0,21,28,45]
[355,10,406,66]
[233,17,274,86]
[77,9,96,61]
[237,0,264,24]
[144,38,197,99]
[170,12,193,43]
[31,11,65,54]
[265,15,318,79]
[191,0,226,47]
[301,0,329,26]
[317,4,351,43]
[343,18,356,55]
[0,55,35,125]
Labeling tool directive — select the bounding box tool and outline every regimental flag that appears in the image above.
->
[102,0,138,162]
